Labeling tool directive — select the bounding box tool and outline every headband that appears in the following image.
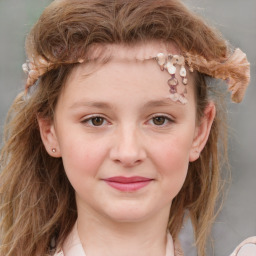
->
[22,48,250,104]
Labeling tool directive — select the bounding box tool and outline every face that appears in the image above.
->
[39,42,214,224]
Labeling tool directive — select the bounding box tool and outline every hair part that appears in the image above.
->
[1,1,229,255]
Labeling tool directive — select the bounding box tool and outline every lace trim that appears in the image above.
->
[174,239,184,256]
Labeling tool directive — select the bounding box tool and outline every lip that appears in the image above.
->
[103,176,153,192]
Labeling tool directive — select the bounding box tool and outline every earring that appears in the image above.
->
[52,148,56,153]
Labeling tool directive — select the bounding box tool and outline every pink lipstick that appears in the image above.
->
[103,176,153,192]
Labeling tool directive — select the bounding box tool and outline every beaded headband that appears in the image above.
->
[22,48,250,104]
[154,53,193,104]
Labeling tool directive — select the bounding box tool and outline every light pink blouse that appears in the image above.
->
[54,222,176,256]
[53,223,256,256]
[230,237,256,256]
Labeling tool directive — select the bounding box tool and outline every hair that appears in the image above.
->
[0,0,230,255]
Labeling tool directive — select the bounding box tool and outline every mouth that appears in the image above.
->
[103,176,154,192]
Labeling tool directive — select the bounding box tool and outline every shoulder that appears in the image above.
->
[230,237,256,256]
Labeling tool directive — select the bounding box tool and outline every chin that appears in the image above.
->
[102,204,155,223]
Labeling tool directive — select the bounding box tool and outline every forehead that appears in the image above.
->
[61,41,196,109]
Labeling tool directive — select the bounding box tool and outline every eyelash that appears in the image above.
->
[81,114,174,127]
[81,115,109,127]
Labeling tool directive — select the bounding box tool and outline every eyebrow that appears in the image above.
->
[69,101,113,109]
[142,99,176,108]
[69,98,176,110]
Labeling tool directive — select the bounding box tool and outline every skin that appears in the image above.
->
[39,42,215,256]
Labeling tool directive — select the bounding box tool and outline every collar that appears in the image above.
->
[230,237,256,256]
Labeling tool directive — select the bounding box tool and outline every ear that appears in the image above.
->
[189,101,216,162]
[37,116,62,158]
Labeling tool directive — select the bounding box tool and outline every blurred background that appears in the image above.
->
[0,0,255,255]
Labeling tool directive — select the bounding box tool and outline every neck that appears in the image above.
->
[77,205,171,256]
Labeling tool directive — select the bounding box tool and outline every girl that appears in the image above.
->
[0,0,253,255]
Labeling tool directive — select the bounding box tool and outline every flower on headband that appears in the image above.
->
[186,48,250,103]
[22,56,52,92]
[22,55,85,92]
[155,53,191,105]
[225,49,250,103]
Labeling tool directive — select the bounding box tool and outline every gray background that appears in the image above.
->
[0,1,255,255]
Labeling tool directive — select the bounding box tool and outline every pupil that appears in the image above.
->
[153,117,165,125]
[92,117,103,126]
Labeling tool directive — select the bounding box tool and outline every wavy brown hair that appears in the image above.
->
[0,0,229,255]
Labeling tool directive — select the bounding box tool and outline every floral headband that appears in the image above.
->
[22,48,250,104]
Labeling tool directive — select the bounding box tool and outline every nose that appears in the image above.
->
[109,125,147,168]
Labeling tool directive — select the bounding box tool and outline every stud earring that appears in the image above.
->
[52,148,56,153]
[195,149,200,154]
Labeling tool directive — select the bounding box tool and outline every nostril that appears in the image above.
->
[110,147,146,167]
[109,130,147,167]
[112,157,143,168]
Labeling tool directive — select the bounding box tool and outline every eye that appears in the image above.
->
[90,117,105,126]
[82,116,107,127]
[149,115,174,126]
[152,116,166,125]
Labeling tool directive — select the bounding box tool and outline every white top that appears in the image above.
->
[54,222,175,256]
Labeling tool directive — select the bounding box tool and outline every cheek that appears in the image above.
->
[150,134,192,195]
[58,135,109,189]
